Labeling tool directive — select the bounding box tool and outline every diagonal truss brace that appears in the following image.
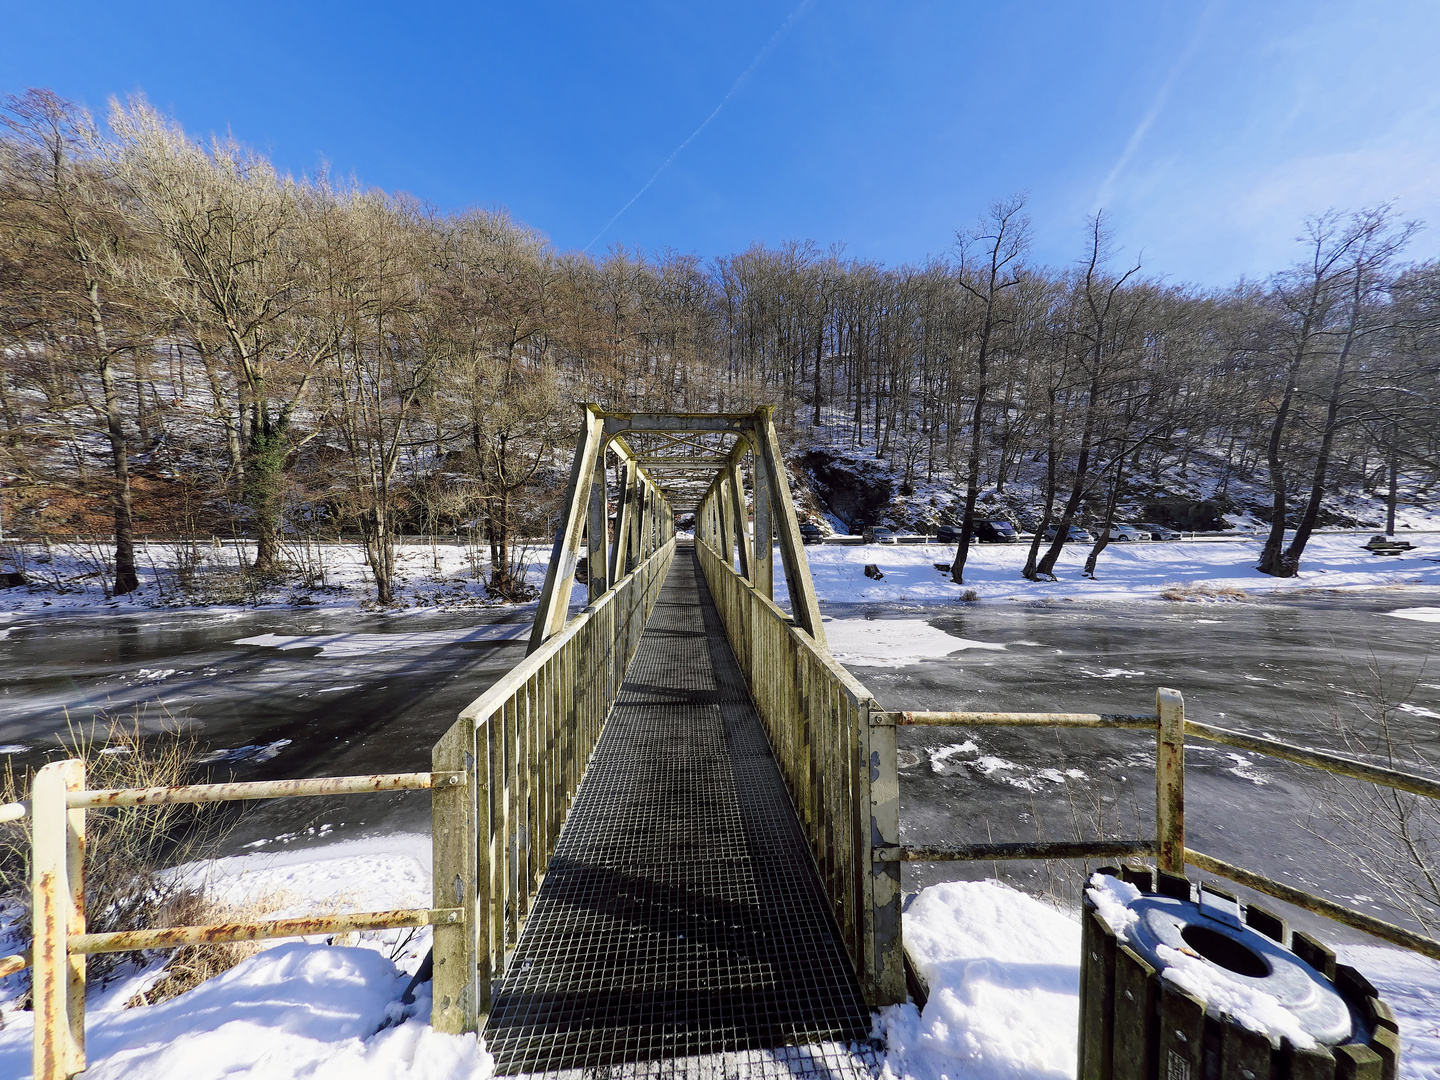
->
[527,406,825,651]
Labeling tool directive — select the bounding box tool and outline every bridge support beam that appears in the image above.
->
[530,408,677,653]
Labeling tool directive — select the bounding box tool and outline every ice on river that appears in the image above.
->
[1386,606,1440,623]
[823,617,1008,667]
[234,624,529,657]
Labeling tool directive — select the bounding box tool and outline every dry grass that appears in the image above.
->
[1158,581,1250,602]
[1,706,235,988]
[120,890,271,1007]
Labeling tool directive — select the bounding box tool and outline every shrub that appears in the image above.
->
[1,707,235,989]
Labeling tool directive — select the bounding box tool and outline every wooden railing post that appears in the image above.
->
[32,758,85,1080]
[431,724,478,1032]
[1156,688,1185,874]
[864,704,905,1006]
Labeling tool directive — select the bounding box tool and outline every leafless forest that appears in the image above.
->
[2,89,1438,603]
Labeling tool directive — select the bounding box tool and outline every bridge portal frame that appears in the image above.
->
[527,405,825,653]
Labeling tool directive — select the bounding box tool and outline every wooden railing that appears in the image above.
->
[697,537,904,1006]
[3,535,676,1078]
[699,515,1440,996]
[429,536,676,1032]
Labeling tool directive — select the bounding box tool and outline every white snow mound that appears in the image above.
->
[879,880,1080,1080]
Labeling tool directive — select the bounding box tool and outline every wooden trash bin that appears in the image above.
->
[1078,866,1400,1080]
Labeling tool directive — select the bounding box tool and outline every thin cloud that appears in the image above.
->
[1095,0,1224,211]
[584,0,818,252]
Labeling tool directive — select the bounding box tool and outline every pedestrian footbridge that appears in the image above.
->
[19,408,1433,1080]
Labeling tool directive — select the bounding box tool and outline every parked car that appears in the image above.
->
[975,519,1019,543]
[871,526,897,544]
[1043,524,1094,543]
[798,522,825,544]
[1137,522,1181,541]
[1107,523,1150,542]
[935,520,1017,544]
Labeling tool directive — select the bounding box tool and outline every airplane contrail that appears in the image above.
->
[584,0,819,253]
[1095,0,1224,211]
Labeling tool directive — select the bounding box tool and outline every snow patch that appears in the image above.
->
[1398,703,1440,720]
[235,624,529,657]
[197,739,293,764]
[929,742,980,772]
[1085,873,1143,940]
[1386,607,1440,623]
[880,880,1080,1080]
[1156,944,1317,1049]
[0,943,494,1080]
[927,741,1087,790]
[824,618,1007,667]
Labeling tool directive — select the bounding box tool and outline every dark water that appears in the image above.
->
[0,606,535,847]
[828,590,1440,943]
[3,591,1438,943]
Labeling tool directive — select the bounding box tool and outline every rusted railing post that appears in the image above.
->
[431,723,477,1032]
[32,758,85,1080]
[1156,688,1185,874]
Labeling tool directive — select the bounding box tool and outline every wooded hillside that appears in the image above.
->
[3,90,1438,600]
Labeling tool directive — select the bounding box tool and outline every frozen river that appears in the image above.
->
[2,590,1438,941]
[829,591,1440,942]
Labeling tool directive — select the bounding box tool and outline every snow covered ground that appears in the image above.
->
[884,879,1440,1080]
[797,533,1440,605]
[3,532,1438,621]
[0,539,567,616]
[1,842,1434,1080]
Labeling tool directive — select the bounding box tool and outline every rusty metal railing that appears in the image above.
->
[2,766,448,1080]
[2,536,677,1078]
[428,535,677,1032]
[890,701,1440,962]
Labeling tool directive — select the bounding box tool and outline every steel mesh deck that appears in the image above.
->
[483,546,875,1078]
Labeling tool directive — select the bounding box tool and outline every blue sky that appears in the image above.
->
[3,1,1438,285]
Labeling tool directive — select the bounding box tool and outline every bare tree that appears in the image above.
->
[1,90,146,593]
[1033,215,1143,580]
[108,97,330,573]
[950,195,1028,584]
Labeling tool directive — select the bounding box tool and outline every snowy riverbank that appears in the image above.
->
[2,532,1439,622]
[798,532,1440,605]
[0,837,1435,1080]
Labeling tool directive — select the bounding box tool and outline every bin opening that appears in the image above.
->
[1180,924,1270,978]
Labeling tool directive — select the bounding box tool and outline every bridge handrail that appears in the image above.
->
[429,536,677,1033]
[8,762,454,1080]
[696,537,904,1005]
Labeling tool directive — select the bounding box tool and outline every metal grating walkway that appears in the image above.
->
[483,545,875,1078]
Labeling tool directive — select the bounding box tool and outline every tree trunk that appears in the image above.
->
[1282,281,1365,570]
[245,410,287,574]
[90,284,139,595]
[1024,439,1060,581]
[1386,441,1399,536]
[1083,464,1125,578]
[1282,376,1345,564]
[950,334,990,584]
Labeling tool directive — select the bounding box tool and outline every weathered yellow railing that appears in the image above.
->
[3,767,446,1080]
[1,536,675,1078]
[429,536,676,1031]
[696,537,904,1005]
[886,704,1440,962]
